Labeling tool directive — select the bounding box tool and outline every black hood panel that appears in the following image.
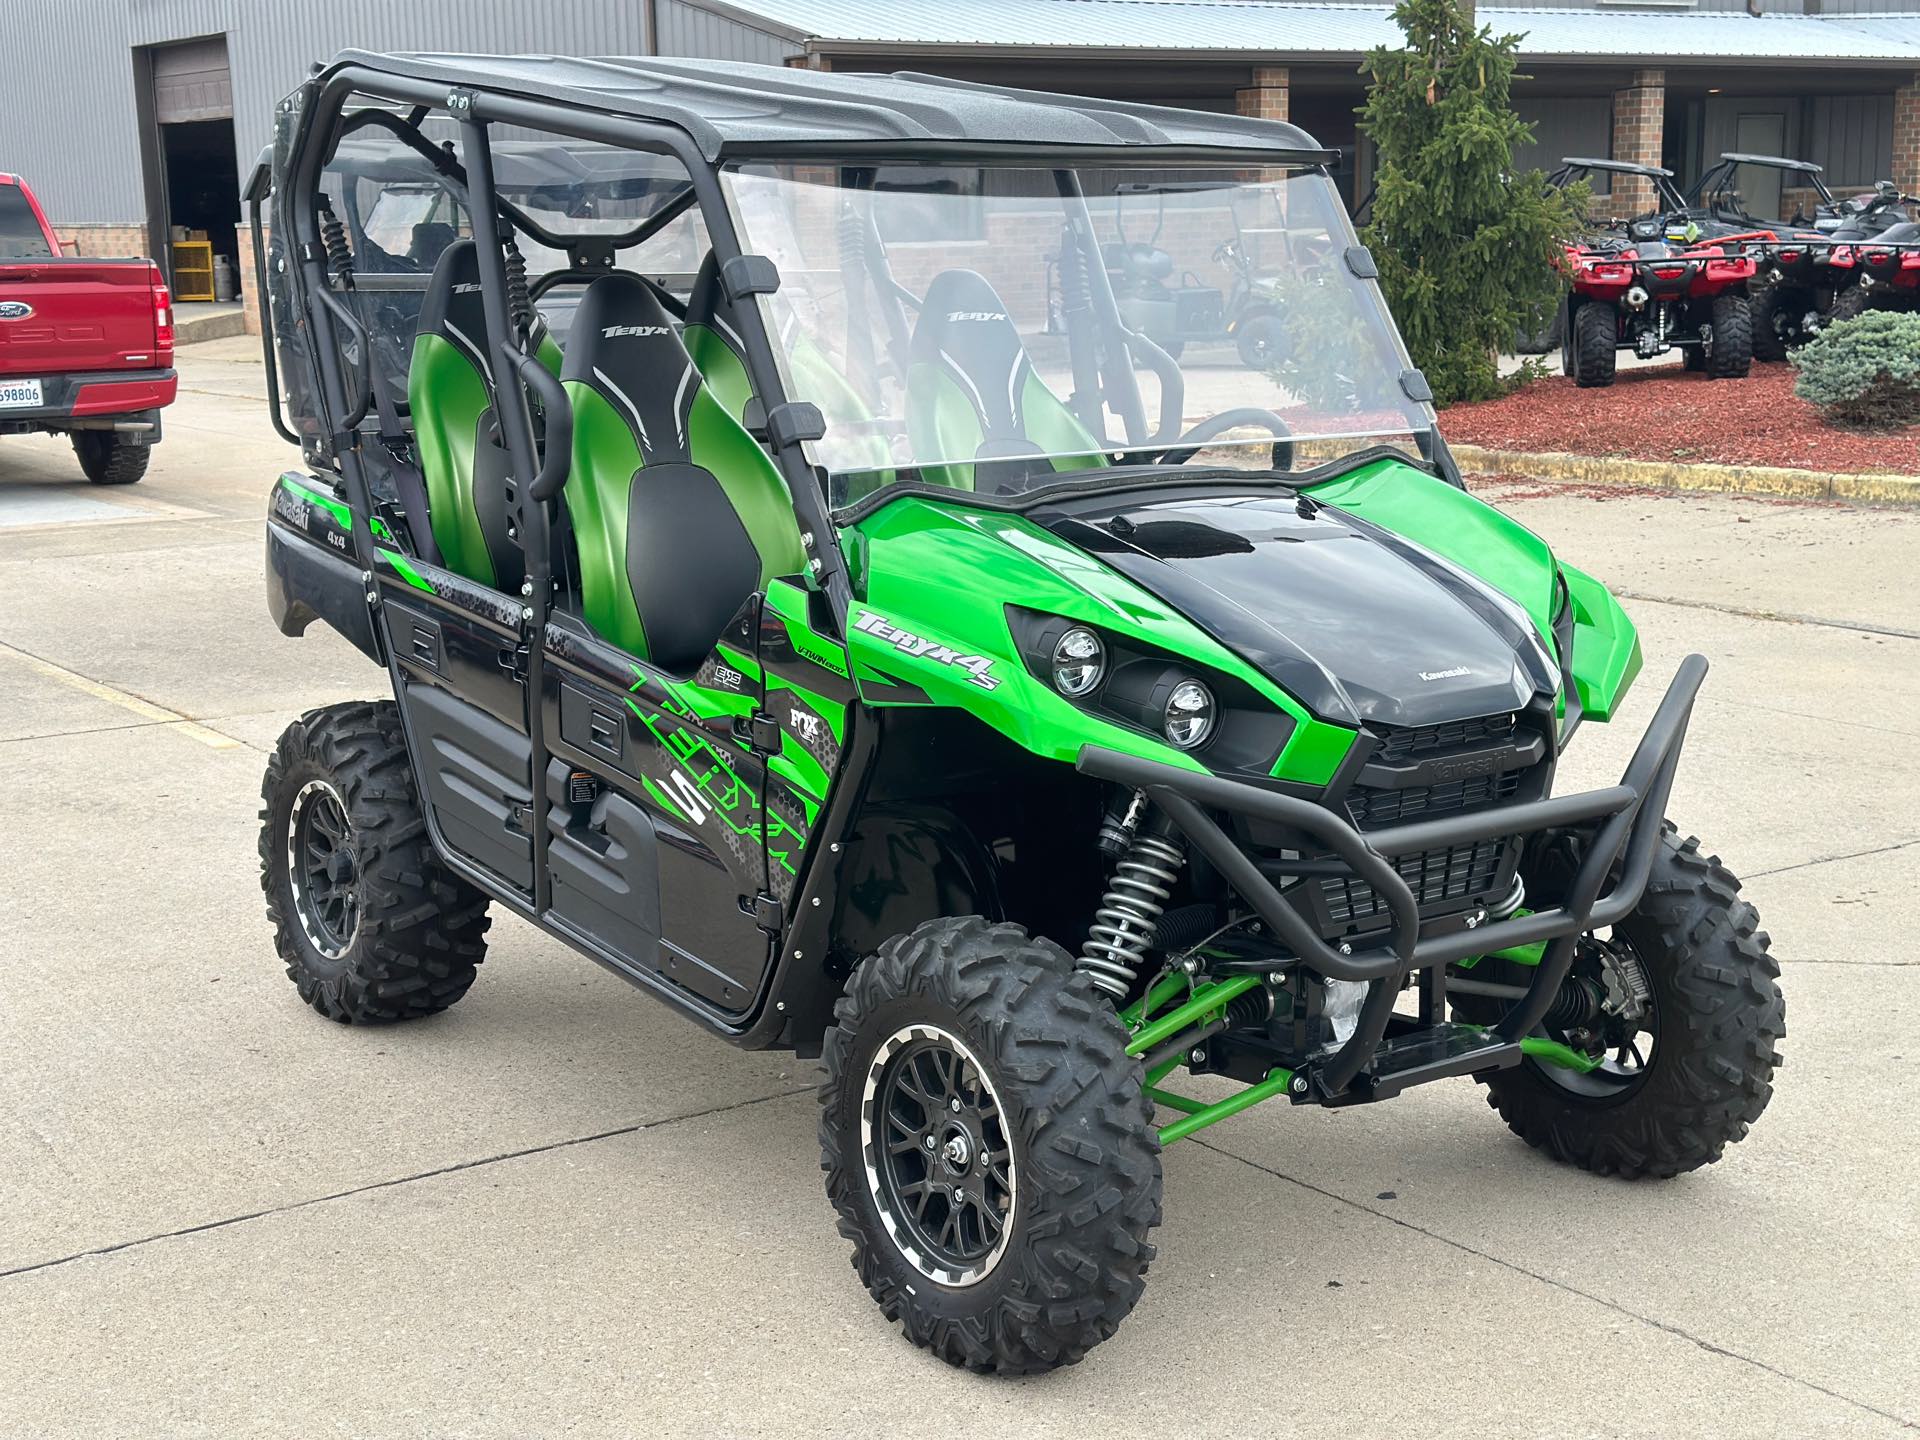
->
[1045,492,1556,729]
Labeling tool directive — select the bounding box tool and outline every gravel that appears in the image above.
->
[1443,361,1920,474]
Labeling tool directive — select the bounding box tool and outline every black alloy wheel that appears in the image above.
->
[863,1023,1017,1286]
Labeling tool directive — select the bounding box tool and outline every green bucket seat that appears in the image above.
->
[905,269,1107,492]
[559,272,805,669]
[683,253,894,500]
[409,240,564,591]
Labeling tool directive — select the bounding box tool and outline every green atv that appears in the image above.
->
[248,53,1785,1375]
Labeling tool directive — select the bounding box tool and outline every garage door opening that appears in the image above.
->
[159,118,241,300]
[142,36,240,303]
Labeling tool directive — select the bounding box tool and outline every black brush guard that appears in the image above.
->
[1078,654,1706,1100]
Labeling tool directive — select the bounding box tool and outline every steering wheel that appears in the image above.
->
[1159,407,1295,472]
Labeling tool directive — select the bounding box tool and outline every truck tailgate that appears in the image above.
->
[0,259,163,377]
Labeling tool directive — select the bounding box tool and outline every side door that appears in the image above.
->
[539,602,780,1017]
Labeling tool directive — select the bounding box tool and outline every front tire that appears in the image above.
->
[72,431,150,485]
[1570,300,1618,387]
[260,700,490,1023]
[1474,828,1784,1179]
[819,917,1161,1374]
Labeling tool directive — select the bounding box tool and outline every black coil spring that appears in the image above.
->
[502,234,532,339]
[317,200,353,288]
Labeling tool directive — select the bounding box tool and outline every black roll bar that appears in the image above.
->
[1078,653,1707,1097]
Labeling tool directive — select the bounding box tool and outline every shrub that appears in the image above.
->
[1359,0,1587,405]
[1791,309,1920,429]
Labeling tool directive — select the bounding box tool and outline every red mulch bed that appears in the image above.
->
[1443,362,1920,475]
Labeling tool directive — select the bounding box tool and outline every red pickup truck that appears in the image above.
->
[1,173,176,484]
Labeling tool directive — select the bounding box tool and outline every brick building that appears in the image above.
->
[1,0,1916,333]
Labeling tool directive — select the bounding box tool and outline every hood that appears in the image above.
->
[1044,491,1557,729]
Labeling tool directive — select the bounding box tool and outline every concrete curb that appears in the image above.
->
[175,309,248,346]
[1450,443,1920,506]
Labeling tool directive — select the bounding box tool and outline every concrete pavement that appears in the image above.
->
[1,341,1914,1436]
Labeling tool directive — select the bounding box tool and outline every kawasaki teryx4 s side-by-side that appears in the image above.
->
[1548,158,1758,387]
[250,55,1784,1374]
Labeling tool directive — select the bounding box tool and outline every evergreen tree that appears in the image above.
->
[1359,0,1585,403]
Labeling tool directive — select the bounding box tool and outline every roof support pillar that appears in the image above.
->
[1611,69,1666,216]
[1236,65,1290,124]
[1896,71,1920,198]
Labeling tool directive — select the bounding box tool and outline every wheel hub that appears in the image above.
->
[287,778,359,961]
[859,1023,1017,1288]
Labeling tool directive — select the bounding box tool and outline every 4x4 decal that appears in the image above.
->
[852,611,1000,691]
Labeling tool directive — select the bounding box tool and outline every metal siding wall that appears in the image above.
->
[1805,93,1896,182]
[657,1,802,64]
[1515,97,1612,174]
[0,1,143,223]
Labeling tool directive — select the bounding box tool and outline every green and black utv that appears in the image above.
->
[249,54,1784,1374]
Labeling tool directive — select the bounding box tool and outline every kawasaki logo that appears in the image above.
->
[854,612,1000,690]
[1418,666,1472,682]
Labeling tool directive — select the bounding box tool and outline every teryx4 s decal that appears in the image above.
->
[853,612,1001,691]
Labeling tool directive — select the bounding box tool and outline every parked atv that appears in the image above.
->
[1747,179,1917,357]
[250,54,1783,1375]
[1561,219,1757,386]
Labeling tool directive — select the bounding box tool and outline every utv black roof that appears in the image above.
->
[1716,152,1824,173]
[1559,156,1676,179]
[321,51,1336,164]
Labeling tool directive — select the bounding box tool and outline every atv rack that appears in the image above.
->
[1079,653,1706,1136]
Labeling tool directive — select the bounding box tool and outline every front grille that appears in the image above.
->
[1320,838,1510,926]
[1373,712,1516,764]
[1345,770,1522,828]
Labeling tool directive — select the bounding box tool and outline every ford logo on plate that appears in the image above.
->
[0,300,32,321]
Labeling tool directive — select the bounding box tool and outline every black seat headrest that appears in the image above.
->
[563,271,702,468]
[417,240,492,384]
[909,270,1036,447]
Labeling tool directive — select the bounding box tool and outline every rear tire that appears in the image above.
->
[72,431,150,485]
[1571,301,1618,388]
[819,916,1161,1375]
[1749,286,1793,362]
[1827,284,1870,325]
[260,700,489,1023]
[1705,292,1753,379]
[1472,828,1784,1180]
[1235,313,1278,369]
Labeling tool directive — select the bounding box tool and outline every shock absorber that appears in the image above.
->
[317,198,354,289]
[502,232,533,341]
[1079,805,1186,1000]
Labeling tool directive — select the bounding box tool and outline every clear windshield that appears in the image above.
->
[720,163,1432,510]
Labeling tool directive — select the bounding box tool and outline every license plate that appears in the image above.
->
[0,378,44,409]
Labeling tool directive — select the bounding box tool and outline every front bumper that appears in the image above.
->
[1078,654,1705,1099]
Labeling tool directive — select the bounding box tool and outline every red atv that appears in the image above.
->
[1560,217,1757,388]
[1844,223,1920,319]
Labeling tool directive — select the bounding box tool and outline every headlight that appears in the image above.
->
[1050,626,1106,697]
[1163,679,1215,749]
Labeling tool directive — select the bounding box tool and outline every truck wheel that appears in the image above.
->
[1571,301,1617,388]
[1705,292,1753,378]
[819,916,1161,1374]
[1748,287,1792,362]
[259,700,489,1024]
[71,431,150,485]
[1472,827,1784,1179]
